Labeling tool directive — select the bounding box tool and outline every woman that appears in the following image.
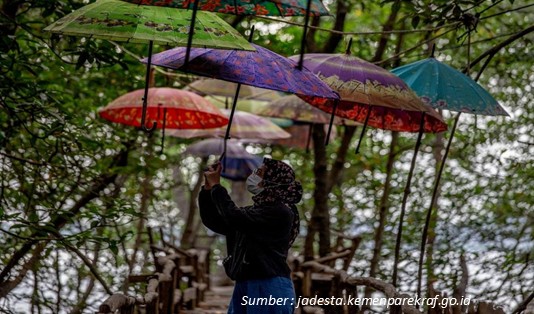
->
[199,157,302,314]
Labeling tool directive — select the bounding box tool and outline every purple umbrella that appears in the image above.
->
[142,39,339,156]
[143,43,338,102]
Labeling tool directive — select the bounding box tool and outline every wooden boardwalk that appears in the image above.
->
[183,285,233,314]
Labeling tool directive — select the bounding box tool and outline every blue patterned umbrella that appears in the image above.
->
[184,138,261,181]
[391,56,508,297]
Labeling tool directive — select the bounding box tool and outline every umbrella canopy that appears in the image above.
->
[219,156,263,181]
[291,53,448,133]
[185,138,261,180]
[185,138,251,158]
[143,44,340,104]
[44,0,255,50]
[391,57,508,116]
[272,124,336,150]
[188,79,283,102]
[257,95,356,125]
[166,109,290,140]
[122,0,330,16]
[98,87,228,129]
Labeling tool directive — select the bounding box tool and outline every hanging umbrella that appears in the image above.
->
[257,95,354,125]
[391,55,508,297]
[122,0,329,15]
[142,41,339,156]
[99,87,228,149]
[44,0,254,132]
[291,40,448,288]
[185,138,261,180]
[290,42,448,148]
[166,109,291,140]
[144,43,338,102]
[188,79,283,102]
[272,124,337,150]
[256,95,357,151]
[204,95,272,115]
[120,0,330,67]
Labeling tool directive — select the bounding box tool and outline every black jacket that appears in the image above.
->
[199,184,294,281]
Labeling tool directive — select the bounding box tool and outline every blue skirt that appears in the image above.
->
[228,276,295,314]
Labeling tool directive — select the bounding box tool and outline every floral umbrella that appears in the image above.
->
[142,41,339,156]
[291,41,448,287]
[44,0,253,132]
[99,87,228,149]
[392,55,508,296]
[290,47,448,149]
[123,0,329,16]
[166,109,290,141]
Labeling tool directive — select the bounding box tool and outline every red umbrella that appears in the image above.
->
[99,87,228,150]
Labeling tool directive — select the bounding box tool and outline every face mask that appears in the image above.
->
[246,173,264,195]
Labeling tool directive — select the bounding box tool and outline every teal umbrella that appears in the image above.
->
[391,53,508,298]
[391,57,508,116]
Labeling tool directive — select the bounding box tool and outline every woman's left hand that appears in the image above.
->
[203,162,222,190]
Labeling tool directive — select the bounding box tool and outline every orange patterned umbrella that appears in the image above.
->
[99,87,228,129]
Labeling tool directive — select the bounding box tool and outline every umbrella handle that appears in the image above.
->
[297,0,312,71]
[355,106,372,154]
[184,0,201,68]
[142,41,157,133]
[325,99,338,146]
[392,112,426,287]
[161,108,167,154]
[345,37,353,55]
[416,112,461,299]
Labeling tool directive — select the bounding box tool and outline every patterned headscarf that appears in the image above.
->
[252,158,302,247]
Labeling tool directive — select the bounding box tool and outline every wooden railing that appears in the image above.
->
[96,246,211,314]
[96,231,510,314]
[291,233,506,314]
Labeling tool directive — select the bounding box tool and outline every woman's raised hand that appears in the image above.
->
[203,161,222,190]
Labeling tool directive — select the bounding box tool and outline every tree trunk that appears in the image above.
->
[181,158,207,248]
[321,0,348,53]
[364,132,398,302]
[305,124,328,259]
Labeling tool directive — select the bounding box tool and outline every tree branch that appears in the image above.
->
[466,25,534,73]
[0,144,131,292]
[61,241,113,295]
